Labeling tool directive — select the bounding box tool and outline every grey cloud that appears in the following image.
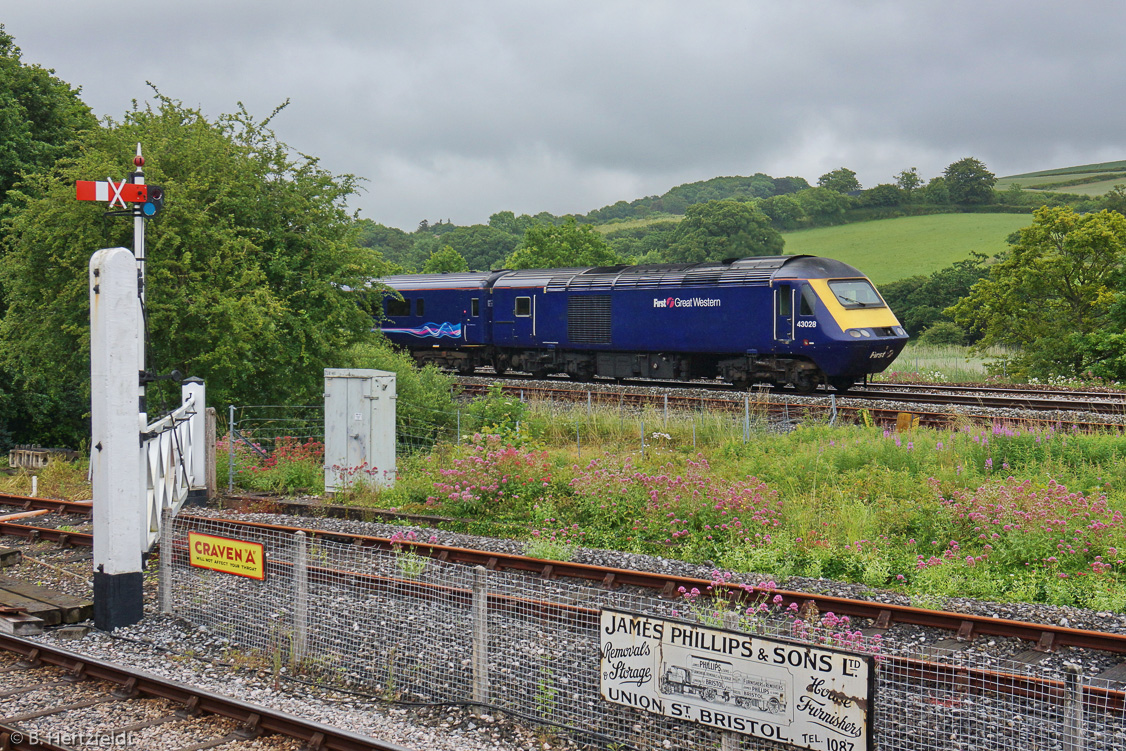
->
[4,1,1126,228]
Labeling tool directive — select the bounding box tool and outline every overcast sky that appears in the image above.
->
[6,2,1125,230]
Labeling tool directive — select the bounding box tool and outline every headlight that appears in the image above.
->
[895,327,906,336]
[860,329,872,338]
[848,329,863,338]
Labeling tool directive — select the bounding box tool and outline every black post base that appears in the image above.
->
[93,571,144,631]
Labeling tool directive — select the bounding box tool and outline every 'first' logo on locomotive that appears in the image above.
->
[654,297,723,309]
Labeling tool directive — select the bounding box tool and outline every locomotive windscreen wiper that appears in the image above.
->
[836,293,870,307]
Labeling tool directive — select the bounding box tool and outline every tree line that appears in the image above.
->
[2,24,1126,451]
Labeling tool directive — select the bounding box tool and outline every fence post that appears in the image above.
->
[744,395,749,443]
[159,509,172,615]
[228,404,235,493]
[576,426,581,459]
[205,407,217,499]
[293,531,309,668]
[472,565,489,708]
[663,394,668,427]
[720,611,741,751]
[641,420,645,458]
[457,410,461,446]
[1063,663,1086,751]
[587,391,592,418]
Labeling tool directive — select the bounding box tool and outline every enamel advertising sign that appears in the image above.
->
[600,609,872,750]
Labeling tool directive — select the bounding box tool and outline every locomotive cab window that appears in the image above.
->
[386,297,410,316]
[471,298,480,316]
[515,296,532,317]
[800,285,818,316]
[828,279,884,308]
[415,298,425,317]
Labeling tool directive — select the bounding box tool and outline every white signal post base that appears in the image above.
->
[90,247,146,630]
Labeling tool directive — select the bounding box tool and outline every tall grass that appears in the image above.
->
[366,395,1126,608]
[0,459,91,500]
[874,342,1014,383]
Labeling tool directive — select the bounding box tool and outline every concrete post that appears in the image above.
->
[1063,663,1086,751]
[205,408,217,500]
[471,565,489,707]
[90,247,145,630]
[293,531,309,667]
[159,509,172,615]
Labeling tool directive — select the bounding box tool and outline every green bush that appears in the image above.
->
[917,321,967,346]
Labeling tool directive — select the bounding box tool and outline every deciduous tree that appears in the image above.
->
[0,27,95,202]
[949,207,1126,378]
[0,92,384,444]
[895,167,921,193]
[943,157,996,205]
[666,200,783,262]
[504,217,621,269]
[817,167,861,194]
[422,244,469,273]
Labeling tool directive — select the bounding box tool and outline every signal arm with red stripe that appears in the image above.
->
[76,180,164,215]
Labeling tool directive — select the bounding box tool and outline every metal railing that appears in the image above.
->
[143,380,205,549]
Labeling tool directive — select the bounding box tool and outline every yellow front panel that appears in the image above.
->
[807,278,903,329]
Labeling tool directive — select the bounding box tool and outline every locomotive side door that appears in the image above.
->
[774,283,794,345]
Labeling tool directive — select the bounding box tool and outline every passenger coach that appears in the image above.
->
[377,255,908,392]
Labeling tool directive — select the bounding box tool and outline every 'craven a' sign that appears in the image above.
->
[188,531,266,580]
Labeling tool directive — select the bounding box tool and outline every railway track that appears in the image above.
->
[162,512,1126,725]
[457,380,1126,432]
[460,373,1126,414]
[5,501,1126,743]
[4,500,1125,662]
[0,493,93,548]
[845,384,1126,415]
[0,633,408,750]
[173,514,1126,660]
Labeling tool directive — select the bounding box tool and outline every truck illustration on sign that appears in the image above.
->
[659,655,788,714]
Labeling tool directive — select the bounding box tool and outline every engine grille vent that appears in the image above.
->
[568,295,612,344]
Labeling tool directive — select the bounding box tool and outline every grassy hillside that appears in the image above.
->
[997,160,1126,196]
[781,213,1030,284]
[593,215,680,234]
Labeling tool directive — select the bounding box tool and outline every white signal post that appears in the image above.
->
[133,146,147,531]
[79,144,153,630]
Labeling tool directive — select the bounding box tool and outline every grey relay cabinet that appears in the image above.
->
[323,369,397,493]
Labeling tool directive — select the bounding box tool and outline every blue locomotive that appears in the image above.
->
[376,255,908,392]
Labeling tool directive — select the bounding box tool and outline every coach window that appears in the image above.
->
[415,298,425,317]
[515,296,532,317]
[800,285,817,316]
[386,297,410,316]
[471,298,480,316]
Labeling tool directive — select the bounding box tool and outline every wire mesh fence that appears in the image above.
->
[221,389,803,491]
[163,514,1120,751]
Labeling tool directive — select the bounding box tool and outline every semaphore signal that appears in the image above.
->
[76,179,164,215]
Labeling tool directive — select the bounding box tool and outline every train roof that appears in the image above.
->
[773,255,866,280]
[494,255,867,291]
[374,255,868,293]
[377,271,500,290]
